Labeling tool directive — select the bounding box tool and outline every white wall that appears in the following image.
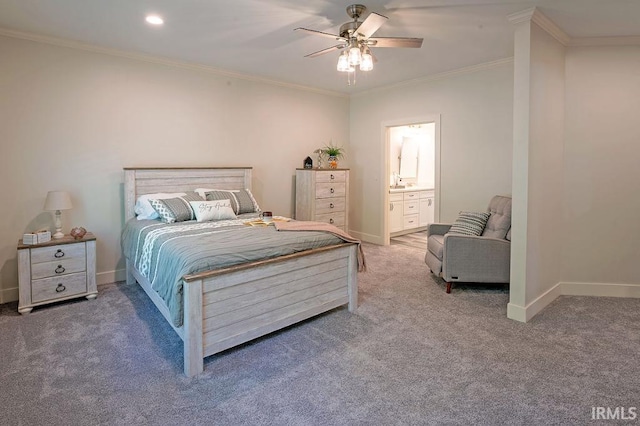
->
[349,62,514,243]
[0,35,349,302]
[562,45,640,286]
[509,19,566,320]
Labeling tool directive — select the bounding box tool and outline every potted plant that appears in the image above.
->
[321,143,345,169]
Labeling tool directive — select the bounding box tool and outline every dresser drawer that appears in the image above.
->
[315,197,345,215]
[404,200,419,215]
[315,212,346,228]
[316,183,346,199]
[31,272,87,304]
[403,214,419,229]
[316,170,346,183]
[31,257,86,280]
[31,243,86,264]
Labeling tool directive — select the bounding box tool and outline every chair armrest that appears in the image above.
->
[427,223,453,237]
[442,235,511,283]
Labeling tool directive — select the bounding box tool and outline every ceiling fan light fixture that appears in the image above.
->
[348,44,362,65]
[337,52,351,72]
[360,50,373,71]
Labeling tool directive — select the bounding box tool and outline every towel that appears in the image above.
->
[274,220,366,272]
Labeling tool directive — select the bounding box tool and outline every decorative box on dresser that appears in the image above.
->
[18,233,97,314]
[295,168,349,231]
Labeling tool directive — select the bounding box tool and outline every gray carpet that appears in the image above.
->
[1,243,639,425]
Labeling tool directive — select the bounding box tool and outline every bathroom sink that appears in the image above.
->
[390,185,406,189]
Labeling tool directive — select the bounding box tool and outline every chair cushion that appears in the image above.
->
[427,234,445,260]
[482,195,512,239]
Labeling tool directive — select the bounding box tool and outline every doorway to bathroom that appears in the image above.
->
[382,115,441,246]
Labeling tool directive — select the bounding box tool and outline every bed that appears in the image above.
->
[123,167,358,376]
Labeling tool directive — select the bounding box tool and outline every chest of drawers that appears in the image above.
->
[295,169,350,231]
[18,234,97,313]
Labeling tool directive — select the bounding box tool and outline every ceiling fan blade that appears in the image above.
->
[356,12,388,39]
[305,44,346,58]
[295,27,344,41]
[368,37,424,48]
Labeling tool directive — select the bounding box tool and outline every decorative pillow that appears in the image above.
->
[235,189,260,214]
[135,192,186,220]
[148,192,203,223]
[204,189,260,215]
[447,211,491,236]
[189,200,237,222]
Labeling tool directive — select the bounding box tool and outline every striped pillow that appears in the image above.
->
[448,211,491,236]
[149,192,203,223]
[204,189,260,215]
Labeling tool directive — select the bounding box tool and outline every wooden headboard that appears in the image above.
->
[123,167,253,221]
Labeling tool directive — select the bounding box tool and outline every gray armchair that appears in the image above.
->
[425,195,512,293]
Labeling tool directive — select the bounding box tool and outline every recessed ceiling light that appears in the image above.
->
[145,15,164,25]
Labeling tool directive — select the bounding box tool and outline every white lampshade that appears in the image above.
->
[360,51,373,71]
[348,45,362,65]
[44,191,73,211]
[337,52,351,72]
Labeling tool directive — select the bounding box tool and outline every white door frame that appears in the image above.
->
[381,114,441,245]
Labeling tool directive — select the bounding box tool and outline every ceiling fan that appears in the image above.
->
[295,4,423,82]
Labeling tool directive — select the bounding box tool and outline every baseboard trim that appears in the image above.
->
[348,230,384,245]
[508,281,640,323]
[561,281,640,298]
[507,282,562,323]
[0,287,19,305]
[97,269,126,286]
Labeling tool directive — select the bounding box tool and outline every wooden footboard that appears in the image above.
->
[127,243,357,376]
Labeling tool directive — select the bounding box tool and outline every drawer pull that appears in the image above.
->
[55,284,66,293]
[330,203,334,208]
[55,265,66,274]
[54,249,65,258]
[330,188,335,194]
[329,218,334,224]
[330,174,335,180]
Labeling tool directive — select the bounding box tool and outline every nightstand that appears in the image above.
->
[18,233,97,314]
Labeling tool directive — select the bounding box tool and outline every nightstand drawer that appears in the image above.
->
[31,257,86,280]
[316,170,346,183]
[315,212,345,227]
[31,243,86,264]
[31,272,87,304]
[316,183,346,198]
[315,197,345,214]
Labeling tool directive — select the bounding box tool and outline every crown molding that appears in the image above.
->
[568,36,640,47]
[351,57,514,98]
[0,27,349,99]
[508,7,571,46]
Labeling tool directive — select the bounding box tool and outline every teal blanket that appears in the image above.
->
[121,217,343,327]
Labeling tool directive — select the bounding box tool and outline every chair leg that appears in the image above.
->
[445,282,452,293]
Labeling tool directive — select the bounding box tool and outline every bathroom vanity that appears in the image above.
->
[389,187,434,235]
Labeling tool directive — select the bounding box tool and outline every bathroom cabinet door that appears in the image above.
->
[419,197,434,226]
[390,200,404,233]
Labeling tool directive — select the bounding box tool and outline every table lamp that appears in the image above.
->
[44,191,73,239]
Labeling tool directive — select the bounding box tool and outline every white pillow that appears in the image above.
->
[135,193,186,220]
[189,200,237,222]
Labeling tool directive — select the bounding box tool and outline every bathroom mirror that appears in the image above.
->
[399,136,419,178]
